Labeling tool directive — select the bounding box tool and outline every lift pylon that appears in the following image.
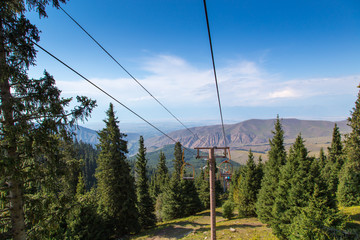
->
[194,146,230,240]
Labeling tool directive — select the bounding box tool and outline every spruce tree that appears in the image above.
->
[321,124,344,199]
[135,136,156,229]
[173,142,183,177]
[150,151,170,221]
[256,116,286,224]
[338,86,360,206]
[0,1,97,238]
[161,171,183,221]
[238,150,259,217]
[272,135,317,239]
[291,183,346,240]
[328,123,344,167]
[196,169,210,210]
[318,147,327,169]
[180,179,202,217]
[96,103,139,236]
[150,151,169,199]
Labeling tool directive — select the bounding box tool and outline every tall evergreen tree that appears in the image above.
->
[272,135,313,238]
[150,151,169,199]
[161,171,183,221]
[180,179,202,217]
[173,142,183,177]
[337,86,360,206]
[318,147,327,169]
[96,103,139,236]
[328,123,344,167]
[150,151,169,221]
[256,116,286,224]
[322,124,344,201]
[135,136,156,229]
[0,1,96,237]
[74,141,99,191]
[238,150,260,217]
[196,169,211,210]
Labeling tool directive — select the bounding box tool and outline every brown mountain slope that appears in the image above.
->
[145,119,350,163]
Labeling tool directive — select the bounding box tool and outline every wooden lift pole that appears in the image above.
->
[195,147,229,240]
[209,148,216,240]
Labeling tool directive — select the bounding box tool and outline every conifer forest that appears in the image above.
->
[1,1,360,239]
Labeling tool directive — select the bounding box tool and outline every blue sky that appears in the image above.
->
[27,0,360,130]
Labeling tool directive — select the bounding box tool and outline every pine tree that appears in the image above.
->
[318,147,327,169]
[161,172,183,221]
[291,183,346,240]
[150,151,169,200]
[256,116,286,224]
[328,123,344,167]
[0,1,97,238]
[196,169,210,210]
[238,150,259,217]
[272,135,316,239]
[337,86,360,206]
[180,179,202,217]
[161,145,202,220]
[74,141,99,191]
[96,103,139,236]
[320,124,344,204]
[135,136,156,229]
[173,142,183,177]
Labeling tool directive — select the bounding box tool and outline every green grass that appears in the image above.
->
[340,205,360,234]
[130,208,276,240]
[130,206,360,239]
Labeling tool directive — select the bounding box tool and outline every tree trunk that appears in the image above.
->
[0,16,27,240]
[9,180,26,240]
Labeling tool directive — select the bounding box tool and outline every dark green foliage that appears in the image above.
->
[96,103,139,236]
[161,173,183,221]
[337,161,360,206]
[196,170,210,209]
[0,1,97,238]
[74,140,99,190]
[173,142,183,177]
[318,147,327,169]
[338,87,360,206]
[149,151,169,200]
[272,135,315,238]
[290,184,347,240]
[271,135,344,239]
[180,179,202,217]
[256,116,286,224]
[328,123,344,167]
[160,145,202,221]
[66,179,110,240]
[238,150,261,217]
[135,136,156,229]
[321,124,344,200]
[222,200,235,220]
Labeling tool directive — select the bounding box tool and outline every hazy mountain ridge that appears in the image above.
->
[144,118,351,152]
[71,126,141,155]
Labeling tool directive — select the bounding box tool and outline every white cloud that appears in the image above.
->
[55,54,360,111]
[268,88,300,99]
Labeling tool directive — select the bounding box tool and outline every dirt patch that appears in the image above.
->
[147,224,194,240]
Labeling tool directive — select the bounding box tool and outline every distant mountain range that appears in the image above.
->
[73,119,351,162]
[144,118,350,150]
[71,126,141,155]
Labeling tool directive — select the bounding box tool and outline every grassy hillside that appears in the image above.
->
[129,206,360,240]
[130,208,276,240]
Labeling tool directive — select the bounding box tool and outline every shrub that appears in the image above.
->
[222,200,235,220]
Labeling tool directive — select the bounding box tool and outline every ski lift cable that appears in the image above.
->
[32,41,196,156]
[203,0,227,148]
[59,6,207,147]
